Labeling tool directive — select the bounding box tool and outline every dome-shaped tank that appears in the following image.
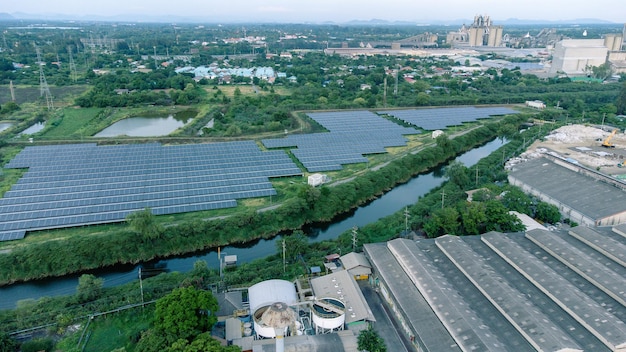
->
[312,297,345,331]
[253,302,296,338]
[249,279,297,312]
[249,280,298,339]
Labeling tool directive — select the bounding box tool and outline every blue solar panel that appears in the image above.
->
[379,107,519,130]
[262,111,421,172]
[0,141,302,241]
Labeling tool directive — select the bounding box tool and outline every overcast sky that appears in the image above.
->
[4,0,624,23]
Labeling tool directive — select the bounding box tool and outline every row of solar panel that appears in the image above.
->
[0,231,25,241]
[0,189,275,229]
[306,112,414,128]
[1,182,273,210]
[270,135,411,147]
[262,111,419,172]
[6,141,271,167]
[17,166,302,186]
[4,175,271,200]
[262,137,410,151]
[303,158,368,168]
[20,148,289,165]
[293,149,379,159]
[15,150,291,169]
[11,168,300,192]
[306,165,344,172]
[21,158,296,179]
[0,199,239,234]
[380,107,519,131]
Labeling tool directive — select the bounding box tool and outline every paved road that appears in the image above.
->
[360,282,412,352]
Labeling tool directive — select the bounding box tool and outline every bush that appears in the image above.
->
[20,338,54,352]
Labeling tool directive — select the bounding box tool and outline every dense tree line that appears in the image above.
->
[74,68,202,107]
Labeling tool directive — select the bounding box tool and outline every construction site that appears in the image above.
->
[521,124,626,176]
[505,124,626,227]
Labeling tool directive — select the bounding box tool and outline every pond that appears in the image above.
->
[19,122,45,135]
[0,122,13,133]
[94,110,195,137]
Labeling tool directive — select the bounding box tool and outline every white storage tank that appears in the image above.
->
[248,280,298,339]
[312,297,346,332]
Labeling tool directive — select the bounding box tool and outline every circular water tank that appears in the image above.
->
[253,302,296,338]
[244,327,252,336]
[312,298,345,330]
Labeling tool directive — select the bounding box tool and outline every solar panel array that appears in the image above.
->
[379,106,519,131]
[0,141,302,241]
[262,111,420,172]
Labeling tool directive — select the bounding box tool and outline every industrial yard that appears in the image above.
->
[521,124,626,176]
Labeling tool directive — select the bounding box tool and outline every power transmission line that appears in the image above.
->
[34,43,53,110]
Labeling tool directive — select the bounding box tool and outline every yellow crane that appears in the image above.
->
[602,129,618,148]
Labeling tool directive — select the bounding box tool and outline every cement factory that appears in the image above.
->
[325,16,626,79]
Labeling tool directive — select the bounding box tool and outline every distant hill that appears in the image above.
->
[500,17,616,25]
[0,12,618,25]
[0,13,15,20]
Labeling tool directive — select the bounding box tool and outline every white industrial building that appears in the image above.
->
[549,39,610,76]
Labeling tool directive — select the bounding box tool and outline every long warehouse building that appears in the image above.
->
[364,226,626,352]
[507,156,626,226]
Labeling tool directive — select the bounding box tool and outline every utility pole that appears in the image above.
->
[475,167,479,186]
[351,226,358,252]
[601,113,606,130]
[153,46,157,69]
[9,80,15,102]
[383,76,387,108]
[394,65,399,96]
[282,239,286,273]
[404,207,410,236]
[441,189,445,209]
[138,268,145,308]
[218,247,222,278]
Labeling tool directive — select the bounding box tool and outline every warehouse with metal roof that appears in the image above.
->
[507,156,626,226]
[363,226,626,352]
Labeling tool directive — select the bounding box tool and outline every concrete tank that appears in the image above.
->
[312,297,346,331]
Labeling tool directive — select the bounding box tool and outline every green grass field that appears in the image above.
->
[55,308,153,352]
[37,107,104,139]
